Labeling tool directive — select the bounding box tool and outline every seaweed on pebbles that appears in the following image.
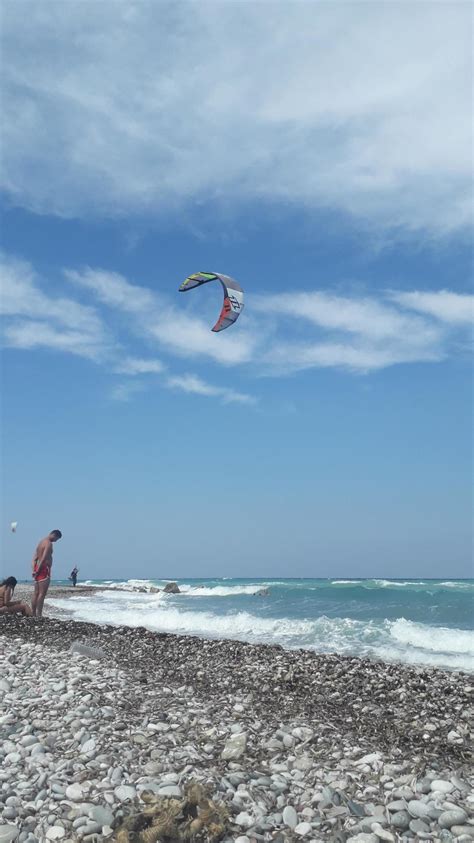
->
[115,782,229,842]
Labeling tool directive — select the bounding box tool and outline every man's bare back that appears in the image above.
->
[31,529,62,616]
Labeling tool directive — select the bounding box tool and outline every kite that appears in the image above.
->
[178,272,244,332]
[10,521,17,532]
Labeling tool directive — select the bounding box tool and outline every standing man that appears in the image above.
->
[31,529,62,617]
[70,566,79,587]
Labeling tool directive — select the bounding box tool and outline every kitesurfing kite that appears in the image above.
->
[178,272,244,332]
[10,521,17,532]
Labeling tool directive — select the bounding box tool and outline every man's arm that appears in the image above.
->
[32,540,50,574]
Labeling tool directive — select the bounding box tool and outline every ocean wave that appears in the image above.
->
[331,580,362,585]
[46,593,474,672]
[390,618,474,656]
[179,584,269,597]
[372,579,426,588]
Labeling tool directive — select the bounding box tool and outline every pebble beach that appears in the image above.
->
[1,586,473,842]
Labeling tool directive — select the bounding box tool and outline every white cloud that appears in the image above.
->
[257,291,440,343]
[1,2,471,233]
[262,339,443,375]
[167,374,255,404]
[2,320,106,361]
[389,291,474,325]
[0,254,110,360]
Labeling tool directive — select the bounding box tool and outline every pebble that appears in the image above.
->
[295,822,312,836]
[439,808,468,828]
[283,806,298,829]
[0,828,19,843]
[45,829,65,840]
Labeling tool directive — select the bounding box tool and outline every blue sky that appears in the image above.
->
[1,1,472,580]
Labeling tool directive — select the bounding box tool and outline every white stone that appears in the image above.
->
[114,785,136,801]
[235,837,251,843]
[4,753,21,765]
[235,813,253,828]
[81,739,96,754]
[65,784,85,802]
[0,680,12,692]
[283,806,298,829]
[430,780,454,793]
[355,752,382,766]
[292,727,314,741]
[348,836,379,843]
[221,732,247,760]
[46,828,65,840]
[295,822,312,836]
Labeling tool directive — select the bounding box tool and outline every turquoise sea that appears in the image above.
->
[49,577,474,672]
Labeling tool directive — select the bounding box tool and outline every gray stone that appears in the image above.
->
[157,786,182,798]
[407,800,431,819]
[371,823,394,842]
[409,818,430,834]
[114,786,136,802]
[0,827,19,843]
[389,810,410,830]
[450,828,474,839]
[430,780,454,794]
[87,806,113,826]
[282,806,298,830]
[439,809,468,828]
[163,582,180,594]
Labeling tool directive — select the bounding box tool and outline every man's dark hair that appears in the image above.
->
[50,529,62,539]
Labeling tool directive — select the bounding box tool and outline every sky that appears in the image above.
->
[0,1,473,581]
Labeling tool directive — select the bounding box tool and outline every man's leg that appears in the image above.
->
[32,581,40,616]
[36,579,50,617]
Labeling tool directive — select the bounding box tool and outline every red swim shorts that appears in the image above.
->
[34,566,51,582]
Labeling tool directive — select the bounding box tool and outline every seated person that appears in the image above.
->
[0,577,32,616]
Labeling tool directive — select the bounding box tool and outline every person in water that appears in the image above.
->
[0,577,32,616]
[32,529,62,617]
[70,566,79,587]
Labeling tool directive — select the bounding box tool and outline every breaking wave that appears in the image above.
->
[47,589,474,672]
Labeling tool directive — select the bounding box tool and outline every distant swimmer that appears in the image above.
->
[31,529,62,617]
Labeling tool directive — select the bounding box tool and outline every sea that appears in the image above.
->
[48,577,474,673]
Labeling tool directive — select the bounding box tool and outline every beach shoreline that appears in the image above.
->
[1,587,474,842]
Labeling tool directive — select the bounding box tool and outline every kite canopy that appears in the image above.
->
[178,272,244,332]
[10,521,17,532]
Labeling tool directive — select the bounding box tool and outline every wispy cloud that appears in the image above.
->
[2,252,471,385]
[167,374,255,405]
[1,3,471,233]
[0,253,110,360]
[389,291,474,325]
[114,357,165,375]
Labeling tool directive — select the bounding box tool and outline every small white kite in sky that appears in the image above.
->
[10,521,17,532]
